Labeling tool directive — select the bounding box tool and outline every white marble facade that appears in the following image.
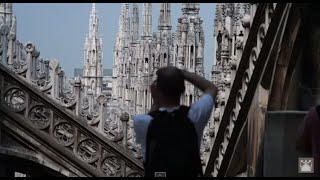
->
[111,3,205,117]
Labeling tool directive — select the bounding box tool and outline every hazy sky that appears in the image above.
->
[13,3,216,78]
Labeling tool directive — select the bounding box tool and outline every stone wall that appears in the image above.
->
[264,111,308,177]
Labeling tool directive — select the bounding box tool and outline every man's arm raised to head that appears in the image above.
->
[182,69,218,100]
[181,69,217,133]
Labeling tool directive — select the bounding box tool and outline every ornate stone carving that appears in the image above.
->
[224,3,234,17]
[224,73,231,86]
[120,112,129,122]
[208,3,286,176]
[49,59,59,71]
[32,49,40,58]
[33,78,51,90]
[53,122,75,146]
[214,158,220,171]
[225,125,232,140]
[220,144,225,156]
[209,127,215,137]
[101,156,122,176]
[0,25,9,36]
[0,64,145,176]
[127,172,143,177]
[24,43,35,53]
[250,47,258,65]
[241,14,251,28]
[213,108,221,122]
[57,92,76,108]
[243,70,250,91]
[0,15,4,27]
[237,91,243,104]
[235,36,244,49]
[230,55,238,70]
[77,139,99,163]
[80,97,89,117]
[28,105,51,129]
[3,87,26,112]
[217,91,226,105]
[231,109,237,122]
[9,15,16,39]
[258,23,266,46]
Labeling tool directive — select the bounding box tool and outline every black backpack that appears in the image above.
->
[144,106,203,177]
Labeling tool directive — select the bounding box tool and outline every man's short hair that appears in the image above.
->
[156,66,185,99]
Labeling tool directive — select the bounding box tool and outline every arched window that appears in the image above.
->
[145,58,149,73]
[136,59,139,72]
[135,90,137,104]
[190,45,194,68]
[176,45,179,54]
[175,45,179,66]
[91,80,95,90]
[132,63,135,73]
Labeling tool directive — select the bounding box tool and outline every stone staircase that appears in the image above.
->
[0,62,143,177]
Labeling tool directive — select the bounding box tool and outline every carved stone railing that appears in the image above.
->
[205,3,290,177]
[0,61,144,176]
[0,19,142,163]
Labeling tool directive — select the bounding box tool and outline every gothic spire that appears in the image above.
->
[88,3,98,39]
[118,3,126,48]
[214,4,223,36]
[92,3,96,13]
[142,3,152,37]
[83,3,103,95]
[124,3,130,47]
[131,3,139,42]
[158,3,171,31]
[0,3,12,15]
[119,3,125,33]
[0,3,13,27]
[182,3,200,15]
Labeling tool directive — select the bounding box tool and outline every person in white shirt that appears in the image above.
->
[133,66,217,162]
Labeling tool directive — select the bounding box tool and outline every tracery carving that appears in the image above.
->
[101,156,122,176]
[77,139,99,163]
[3,87,26,112]
[53,122,75,146]
[28,105,51,129]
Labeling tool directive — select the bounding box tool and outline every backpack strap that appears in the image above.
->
[177,105,190,117]
[148,106,190,120]
[179,106,203,177]
[148,110,161,118]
